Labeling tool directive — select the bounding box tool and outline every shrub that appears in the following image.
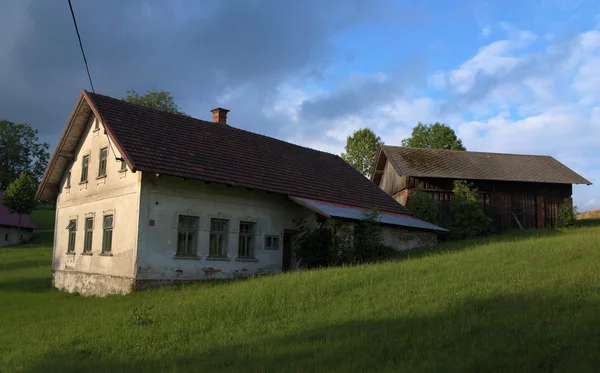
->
[445,180,493,240]
[411,187,438,224]
[352,209,394,263]
[293,218,338,269]
[294,209,394,269]
[556,198,577,228]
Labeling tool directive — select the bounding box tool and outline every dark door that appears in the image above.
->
[282,230,297,271]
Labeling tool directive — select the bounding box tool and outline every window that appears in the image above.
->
[4,233,8,242]
[120,160,127,171]
[177,215,198,256]
[94,119,99,131]
[238,222,256,258]
[83,217,93,253]
[66,171,71,188]
[67,219,77,253]
[102,215,114,254]
[98,147,108,177]
[81,155,89,182]
[19,235,23,242]
[209,219,228,257]
[264,235,280,250]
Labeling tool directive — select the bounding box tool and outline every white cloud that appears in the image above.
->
[266,23,600,210]
[481,26,491,37]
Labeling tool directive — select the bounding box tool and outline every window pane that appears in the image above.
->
[120,160,127,170]
[99,148,108,176]
[103,215,113,229]
[81,156,89,182]
[102,228,113,253]
[85,217,93,230]
[177,232,187,255]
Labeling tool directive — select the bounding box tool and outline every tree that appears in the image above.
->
[556,198,578,228]
[446,180,493,240]
[341,128,383,177]
[3,173,38,243]
[122,90,186,115]
[401,122,466,150]
[411,187,438,224]
[0,120,50,189]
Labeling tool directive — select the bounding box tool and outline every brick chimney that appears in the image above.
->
[211,107,230,124]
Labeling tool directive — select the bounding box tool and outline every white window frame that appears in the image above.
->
[67,218,77,253]
[238,221,257,258]
[176,215,199,257]
[98,147,108,177]
[209,218,229,258]
[83,215,94,253]
[102,214,114,254]
[264,235,280,250]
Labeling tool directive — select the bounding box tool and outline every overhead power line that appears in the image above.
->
[68,0,95,93]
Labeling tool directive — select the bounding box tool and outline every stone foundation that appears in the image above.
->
[53,270,134,296]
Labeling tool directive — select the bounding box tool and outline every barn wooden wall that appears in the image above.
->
[399,176,572,231]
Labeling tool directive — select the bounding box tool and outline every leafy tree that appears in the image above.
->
[446,180,493,240]
[352,209,394,263]
[0,120,50,189]
[3,173,38,242]
[401,122,466,150]
[556,198,578,228]
[293,217,338,269]
[411,187,438,224]
[122,90,186,115]
[341,128,383,177]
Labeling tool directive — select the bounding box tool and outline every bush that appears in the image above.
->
[294,209,394,269]
[445,180,493,240]
[411,187,438,224]
[556,198,577,228]
[293,218,338,269]
[352,209,394,263]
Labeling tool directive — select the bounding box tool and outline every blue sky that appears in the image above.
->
[1,0,599,209]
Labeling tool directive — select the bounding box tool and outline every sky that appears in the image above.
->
[1,0,599,210]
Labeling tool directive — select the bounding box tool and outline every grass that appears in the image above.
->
[1,211,600,372]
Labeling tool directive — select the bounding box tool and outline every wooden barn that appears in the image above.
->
[372,146,592,230]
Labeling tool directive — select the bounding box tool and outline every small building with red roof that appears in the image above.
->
[0,191,39,247]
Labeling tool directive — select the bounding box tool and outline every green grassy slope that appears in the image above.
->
[1,212,600,372]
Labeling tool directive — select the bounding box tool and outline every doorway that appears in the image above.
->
[282,229,297,271]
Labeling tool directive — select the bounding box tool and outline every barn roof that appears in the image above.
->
[373,146,592,185]
[37,91,415,217]
[0,192,39,230]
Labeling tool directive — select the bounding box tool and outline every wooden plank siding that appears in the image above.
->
[383,175,572,231]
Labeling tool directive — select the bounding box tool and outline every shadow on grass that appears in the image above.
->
[395,228,564,262]
[0,276,53,293]
[22,291,600,373]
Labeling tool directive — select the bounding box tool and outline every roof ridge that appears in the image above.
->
[382,145,554,158]
[85,90,341,159]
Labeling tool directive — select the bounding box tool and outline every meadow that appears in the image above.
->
[1,208,599,372]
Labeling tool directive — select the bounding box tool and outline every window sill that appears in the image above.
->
[96,175,107,180]
[236,257,259,262]
[100,252,113,257]
[79,181,88,185]
[81,252,93,256]
[66,252,76,255]
[206,256,231,261]
[173,255,201,260]
[118,168,127,173]
[93,128,100,133]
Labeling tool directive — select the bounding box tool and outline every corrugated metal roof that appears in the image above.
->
[290,196,447,232]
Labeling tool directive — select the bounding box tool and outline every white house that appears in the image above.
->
[0,192,39,247]
[37,91,446,296]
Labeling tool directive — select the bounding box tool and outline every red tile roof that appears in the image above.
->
[0,192,39,230]
[85,91,413,216]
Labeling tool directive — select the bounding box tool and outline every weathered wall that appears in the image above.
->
[53,114,142,296]
[378,160,404,196]
[0,227,33,247]
[330,218,437,251]
[135,174,310,283]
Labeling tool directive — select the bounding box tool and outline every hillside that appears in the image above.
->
[1,213,600,372]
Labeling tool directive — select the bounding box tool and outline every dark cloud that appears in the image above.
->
[298,55,428,122]
[0,0,397,148]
